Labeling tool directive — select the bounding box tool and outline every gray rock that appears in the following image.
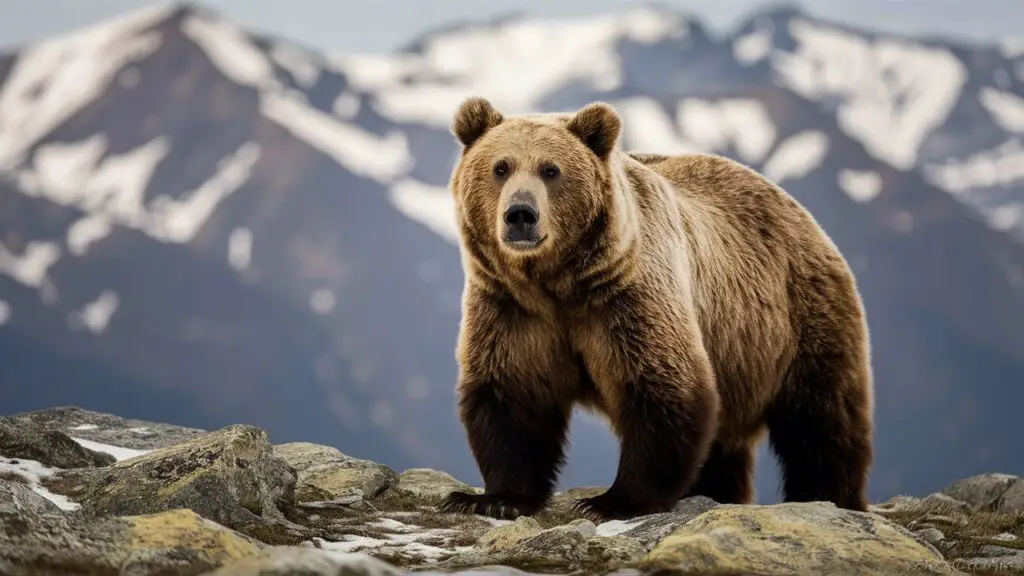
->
[915,527,945,545]
[202,547,403,575]
[0,478,64,517]
[916,492,972,514]
[997,478,1024,513]
[0,424,114,468]
[941,472,1018,510]
[954,554,1024,573]
[0,406,206,451]
[78,424,302,543]
[977,545,1023,558]
[274,442,398,504]
[394,468,481,501]
[618,496,720,549]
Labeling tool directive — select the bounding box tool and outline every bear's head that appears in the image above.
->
[448,97,623,270]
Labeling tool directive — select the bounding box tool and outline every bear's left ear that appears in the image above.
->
[451,97,504,149]
[567,101,621,161]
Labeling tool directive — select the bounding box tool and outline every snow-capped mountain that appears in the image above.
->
[1,2,1023,502]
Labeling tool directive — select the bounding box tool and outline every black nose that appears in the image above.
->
[504,204,539,227]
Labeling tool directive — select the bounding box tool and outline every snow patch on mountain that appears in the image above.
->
[228,227,253,271]
[182,14,281,92]
[733,27,772,65]
[69,289,119,334]
[838,169,883,202]
[0,300,9,326]
[980,87,1024,133]
[771,18,966,170]
[260,92,412,183]
[270,42,322,89]
[388,179,458,245]
[67,214,114,257]
[0,5,169,169]
[676,98,777,163]
[0,241,61,291]
[925,139,1024,194]
[762,130,829,184]
[614,97,700,154]
[335,9,689,127]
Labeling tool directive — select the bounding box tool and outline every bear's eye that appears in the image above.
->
[540,164,561,179]
[493,160,509,178]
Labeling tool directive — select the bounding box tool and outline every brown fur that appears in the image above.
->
[438,97,874,521]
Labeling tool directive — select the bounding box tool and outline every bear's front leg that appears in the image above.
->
[439,378,571,520]
[572,368,718,521]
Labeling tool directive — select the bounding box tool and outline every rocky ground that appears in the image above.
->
[0,407,1021,575]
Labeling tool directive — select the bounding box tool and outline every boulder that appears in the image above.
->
[274,442,398,505]
[0,424,115,468]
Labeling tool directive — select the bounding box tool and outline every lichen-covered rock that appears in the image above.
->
[478,517,543,552]
[602,496,719,550]
[942,473,1019,511]
[203,547,403,575]
[0,423,115,468]
[394,468,481,501]
[640,502,958,576]
[78,424,300,543]
[1,479,262,576]
[274,442,398,505]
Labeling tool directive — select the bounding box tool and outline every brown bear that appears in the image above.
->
[437,96,874,522]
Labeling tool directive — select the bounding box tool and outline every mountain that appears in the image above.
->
[1,1,1023,503]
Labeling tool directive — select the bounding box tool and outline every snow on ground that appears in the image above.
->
[334,8,688,127]
[595,518,646,536]
[838,169,883,203]
[980,87,1024,134]
[771,18,966,170]
[761,130,830,184]
[0,5,169,169]
[388,179,459,245]
[0,456,80,511]
[260,92,412,183]
[70,437,150,461]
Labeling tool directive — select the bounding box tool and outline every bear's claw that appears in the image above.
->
[438,491,538,520]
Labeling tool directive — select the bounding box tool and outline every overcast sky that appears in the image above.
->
[0,0,1020,55]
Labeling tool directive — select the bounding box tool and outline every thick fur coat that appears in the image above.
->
[438,97,874,521]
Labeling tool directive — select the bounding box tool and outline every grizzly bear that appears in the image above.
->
[437,97,874,522]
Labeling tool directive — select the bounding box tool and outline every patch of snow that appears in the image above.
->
[772,18,966,169]
[261,92,412,183]
[333,92,361,120]
[309,288,336,315]
[270,42,321,88]
[733,28,772,65]
[0,300,9,326]
[146,141,261,243]
[0,456,80,511]
[0,240,61,289]
[67,213,113,256]
[128,427,152,434]
[69,290,119,334]
[0,5,168,168]
[68,424,98,431]
[925,139,1024,194]
[1001,37,1024,59]
[70,437,149,461]
[838,169,883,202]
[182,14,280,91]
[613,97,700,155]
[228,227,253,271]
[318,535,390,553]
[761,130,830,184]
[596,518,646,536]
[388,178,458,244]
[335,9,687,127]
[994,532,1018,542]
[980,87,1024,133]
[987,204,1023,231]
[676,98,777,163]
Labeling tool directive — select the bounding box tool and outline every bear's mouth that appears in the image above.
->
[504,235,547,251]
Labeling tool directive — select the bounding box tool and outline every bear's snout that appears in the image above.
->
[502,190,544,250]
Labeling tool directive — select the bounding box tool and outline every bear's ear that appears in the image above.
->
[451,97,504,149]
[567,101,621,161]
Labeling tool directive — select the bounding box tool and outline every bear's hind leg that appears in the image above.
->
[767,346,873,512]
[683,439,756,504]
[439,380,571,520]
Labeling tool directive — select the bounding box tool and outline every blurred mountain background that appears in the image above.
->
[1,0,1023,504]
